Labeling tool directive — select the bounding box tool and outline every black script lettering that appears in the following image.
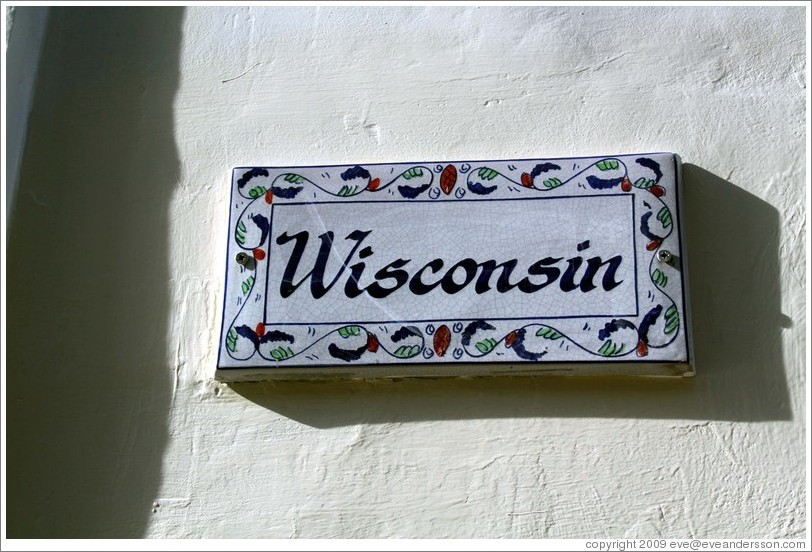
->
[365,259,411,299]
[276,229,625,300]
[474,260,519,294]
[580,255,624,292]
[518,256,563,293]
[559,256,583,292]
[441,259,479,294]
[344,245,375,298]
[276,229,372,299]
[408,259,445,295]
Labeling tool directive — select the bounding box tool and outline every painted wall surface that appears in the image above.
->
[6,6,807,538]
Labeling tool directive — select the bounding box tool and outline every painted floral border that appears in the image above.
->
[220,156,683,367]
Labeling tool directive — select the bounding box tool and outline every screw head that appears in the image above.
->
[235,252,250,266]
[657,249,673,264]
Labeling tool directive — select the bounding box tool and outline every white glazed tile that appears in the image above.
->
[217,152,691,379]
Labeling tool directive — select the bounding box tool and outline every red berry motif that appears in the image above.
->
[650,185,665,197]
[621,177,632,192]
[366,333,379,353]
[433,325,451,357]
[646,239,662,251]
[253,248,266,261]
[636,340,648,357]
[264,190,274,204]
[505,330,518,348]
[521,172,533,187]
[255,323,266,337]
[367,178,381,191]
[440,165,457,195]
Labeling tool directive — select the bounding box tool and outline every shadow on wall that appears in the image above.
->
[6,8,183,537]
[231,163,792,427]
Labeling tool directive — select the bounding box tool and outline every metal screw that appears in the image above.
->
[235,252,251,267]
[657,249,673,264]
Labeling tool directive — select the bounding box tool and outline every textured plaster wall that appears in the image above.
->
[6,6,807,538]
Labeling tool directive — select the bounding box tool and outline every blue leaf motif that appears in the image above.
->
[250,214,270,246]
[235,325,259,349]
[586,176,623,190]
[237,168,269,189]
[340,166,370,181]
[271,184,303,199]
[461,320,496,346]
[636,157,663,182]
[328,343,367,362]
[467,181,497,195]
[398,183,431,199]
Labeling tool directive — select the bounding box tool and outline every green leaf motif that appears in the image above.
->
[477,168,498,180]
[226,328,238,352]
[236,221,247,245]
[598,340,624,356]
[596,159,620,171]
[284,174,304,183]
[241,275,255,295]
[394,345,420,358]
[657,207,672,228]
[338,325,361,338]
[475,338,498,354]
[652,268,668,287]
[633,177,654,189]
[403,168,424,180]
[270,346,294,361]
[542,177,563,189]
[338,185,358,197]
[664,304,680,334]
[234,221,245,245]
[248,186,267,199]
[536,327,563,340]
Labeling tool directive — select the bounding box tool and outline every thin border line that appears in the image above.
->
[259,314,641,327]
[263,204,275,323]
[261,193,638,325]
[271,192,628,207]
[632,193,639,317]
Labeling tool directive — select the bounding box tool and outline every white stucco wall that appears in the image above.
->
[6,6,807,539]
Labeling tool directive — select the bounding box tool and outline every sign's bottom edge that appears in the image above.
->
[214,362,694,383]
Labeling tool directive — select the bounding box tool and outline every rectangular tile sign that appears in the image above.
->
[217,153,692,381]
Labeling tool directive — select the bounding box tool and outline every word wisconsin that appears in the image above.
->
[274,229,625,300]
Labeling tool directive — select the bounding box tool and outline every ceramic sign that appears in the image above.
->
[216,152,692,381]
